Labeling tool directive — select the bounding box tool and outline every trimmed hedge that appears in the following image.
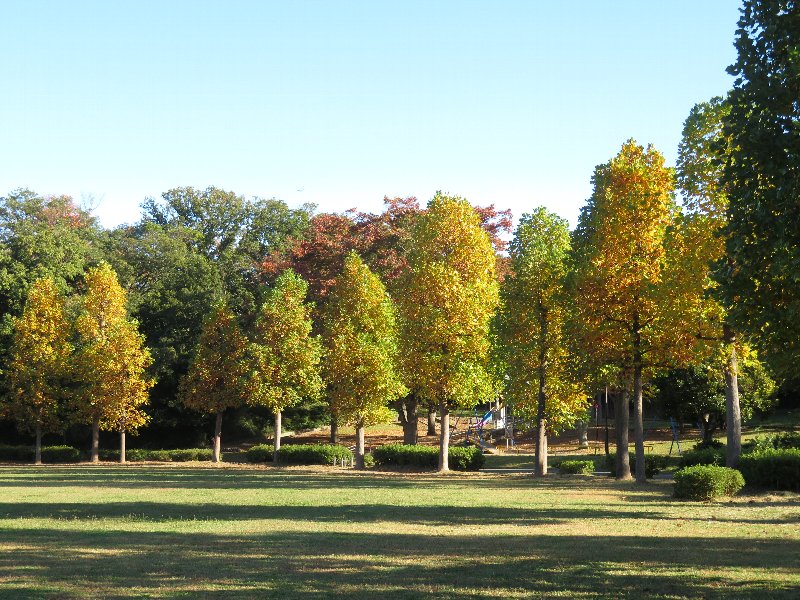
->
[371,444,484,471]
[0,444,80,463]
[743,432,800,454]
[558,460,595,475]
[246,445,275,463]
[606,453,668,479]
[100,448,213,462]
[674,465,745,501]
[679,446,725,468]
[738,449,800,491]
[275,444,353,466]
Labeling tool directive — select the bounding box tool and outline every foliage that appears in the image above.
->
[275,444,353,465]
[673,465,745,501]
[371,444,484,471]
[322,253,405,428]
[4,279,72,437]
[74,263,153,433]
[246,444,275,463]
[679,447,726,468]
[180,303,249,415]
[557,460,595,475]
[99,448,213,462]
[0,444,81,463]
[743,432,800,453]
[493,207,587,435]
[738,449,800,491]
[246,270,323,415]
[606,453,668,479]
[397,193,499,412]
[717,2,800,376]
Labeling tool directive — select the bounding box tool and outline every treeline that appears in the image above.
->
[1,2,798,477]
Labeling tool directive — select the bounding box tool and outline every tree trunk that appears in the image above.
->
[213,411,223,463]
[120,430,126,464]
[438,400,450,472]
[273,410,282,462]
[577,419,589,449]
[724,324,742,468]
[401,396,418,445]
[701,414,715,444]
[34,424,42,466]
[633,362,646,483]
[330,416,338,444]
[615,387,632,480]
[604,388,610,456]
[427,409,436,436]
[535,306,548,477]
[91,413,100,463]
[355,422,365,470]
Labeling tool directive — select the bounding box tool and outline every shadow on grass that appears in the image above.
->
[0,527,797,599]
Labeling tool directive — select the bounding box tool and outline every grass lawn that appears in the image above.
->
[0,465,798,599]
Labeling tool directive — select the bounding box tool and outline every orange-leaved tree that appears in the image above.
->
[5,278,72,464]
[180,303,248,462]
[397,193,500,472]
[75,263,153,463]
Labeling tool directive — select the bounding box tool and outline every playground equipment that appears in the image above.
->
[461,404,512,454]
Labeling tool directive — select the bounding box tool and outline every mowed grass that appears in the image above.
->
[0,465,798,599]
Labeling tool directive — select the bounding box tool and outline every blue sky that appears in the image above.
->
[1,1,740,229]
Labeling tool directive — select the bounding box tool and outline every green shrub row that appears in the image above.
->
[679,446,726,468]
[674,465,745,501]
[246,445,275,463]
[372,444,485,471]
[275,444,353,465]
[100,448,213,462]
[743,432,800,454]
[557,460,595,475]
[738,449,800,491]
[606,453,667,479]
[0,444,81,463]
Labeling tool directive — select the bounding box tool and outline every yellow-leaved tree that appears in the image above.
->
[322,252,406,469]
[397,193,500,472]
[493,208,588,476]
[246,270,323,461]
[572,140,686,482]
[180,303,248,462]
[6,278,72,464]
[75,263,153,463]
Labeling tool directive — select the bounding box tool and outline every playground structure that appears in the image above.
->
[451,404,518,454]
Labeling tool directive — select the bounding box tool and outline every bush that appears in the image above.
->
[558,460,595,475]
[0,445,80,463]
[40,446,81,463]
[738,449,800,490]
[679,446,725,468]
[100,448,212,462]
[606,453,668,478]
[372,444,484,471]
[246,444,275,463]
[167,449,213,462]
[743,432,800,454]
[448,446,485,471]
[275,444,353,466]
[694,439,724,450]
[674,465,745,501]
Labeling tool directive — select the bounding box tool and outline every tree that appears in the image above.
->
[246,270,323,461]
[75,263,153,463]
[493,208,588,476]
[322,253,405,468]
[572,140,679,482]
[719,1,800,378]
[397,193,499,471]
[4,279,72,464]
[180,303,248,462]
[652,357,775,444]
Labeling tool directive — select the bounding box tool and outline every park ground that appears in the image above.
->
[0,461,798,599]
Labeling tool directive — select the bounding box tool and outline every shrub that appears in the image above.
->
[275,444,353,466]
[363,453,375,468]
[40,446,81,463]
[743,432,800,454]
[606,453,668,478]
[246,445,275,463]
[372,444,484,471]
[558,460,595,475]
[168,449,213,462]
[673,465,745,501]
[100,448,213,462]
[448,446,485,471]
[694,439,724,450]
[0,445,33,462]
[679,446,725,468]
[738,449,800,491]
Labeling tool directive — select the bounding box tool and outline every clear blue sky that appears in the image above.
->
[0,1,740,229]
